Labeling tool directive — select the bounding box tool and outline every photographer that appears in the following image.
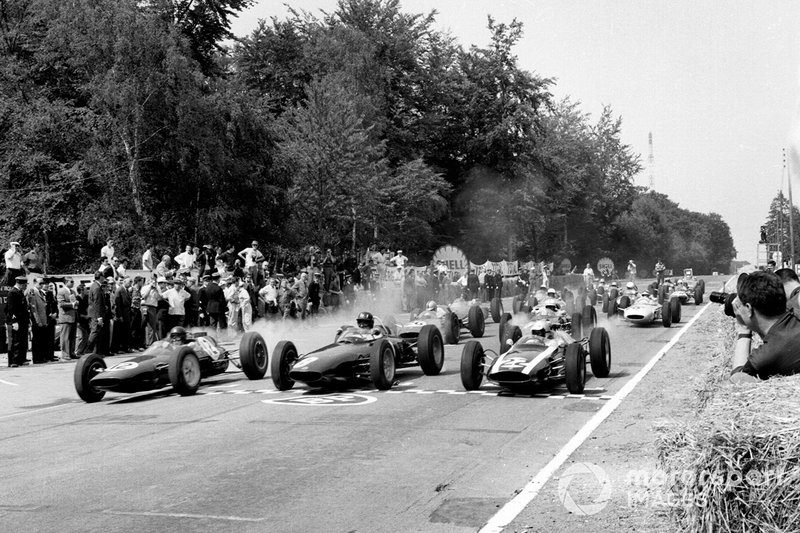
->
[730,271,800,381]
[774,268,800,317]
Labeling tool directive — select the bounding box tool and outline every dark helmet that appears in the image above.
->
[356,311,374,329]
[169,326,188,344]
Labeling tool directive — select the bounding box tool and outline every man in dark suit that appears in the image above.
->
[198,275,210,326]
[4,276,30,367]
[87,273,107,355]
[112,278,131,354]
[27,277,54,363]
[205,274,226,330]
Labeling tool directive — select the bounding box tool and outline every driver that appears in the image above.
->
[355,311,382,337]
[545,288,566,309]
[169,326,189,345]
[530,319,554,339]
[636,290,656,304]
[624,281,638,298]
[419,300,445,319]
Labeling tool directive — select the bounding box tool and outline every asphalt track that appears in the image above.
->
[0,297,705,533]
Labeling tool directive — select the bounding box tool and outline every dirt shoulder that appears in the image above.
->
[505,302,729,532]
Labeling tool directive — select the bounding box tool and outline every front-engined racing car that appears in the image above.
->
[460,321,611,394]
[270,312,444,391]
[74,328,269,402]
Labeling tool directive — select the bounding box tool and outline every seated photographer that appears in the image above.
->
[730,271,800,381]
[774,267,800,318]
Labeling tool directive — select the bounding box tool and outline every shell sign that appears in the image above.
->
[432,245,470,274]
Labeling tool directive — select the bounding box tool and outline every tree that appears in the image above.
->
[764,190,800,265]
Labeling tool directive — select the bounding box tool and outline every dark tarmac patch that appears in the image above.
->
[19,399,77,410]
[430,497,506,527]
[562,401,603,412]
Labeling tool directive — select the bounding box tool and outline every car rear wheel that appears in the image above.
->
[582,305,597,332]
[601,293,609,313]
[418,324,444,375]
[618,295,631,309]
[662,301,673,327]
[512,295,522,314]
[570,311,583,339]
[607,298,618,319]
[74,353,107,403]
[565,343,585,394]
[490,297,503,322]
[460,341,485,390]
[443,312,459,344]
[370,339,396,390]
[589,327,611,378]
[169,347,202,396]
[588,288,597,306]
[658,285,667,304]
[468,305,485,338]
[671,298,682,323]
[500,325,522,355]
[239,331,268,380]
[498,312,512,343]
[694,285,703,305]
[271,341,298,391]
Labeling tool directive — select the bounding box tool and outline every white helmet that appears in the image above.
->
[546,288,557,296]
[626,282,635,289]
[426,300,436,311]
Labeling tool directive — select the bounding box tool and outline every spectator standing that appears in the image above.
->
[654,259,666,286]
[321,249,336,290]
[582,263,595,288]
[115,257,127,279]
[156,255,174,279]
[237,279,253,330]
[75,283,90,356]
[225,278,241,329]
[204,274,226,330]
[292,272,309,319]
[627,259,637,282]
[86,274,106,353]
[175,244,196,274]
[140,278,165,345]
[198,245,214,279]
[142,244,155,273]
[100,239,115,263]
[218,245,236,272]
[162,279,190,329]
[4,241,23,284]
[112,278,132,354]
[259,278,279,317]
[100,278,114,356]
[238,241,265,287]
[184,277,199,328]
[467,269,480,299]
[4,276,30,366]
[129,276,144,349]
[23,244,44,274]
[97,257,114,279]
[57,277,78,360]
[308,273,322,315]
[27,278,55,363]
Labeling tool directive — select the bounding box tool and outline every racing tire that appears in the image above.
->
[589,327,611,378]
[671,298,682,323]
[577,286,587,308]
[512,295,522,314]
[468,305,485,338]
[490,298,503,323]
[74,353,107,403]
[169,347,202,396]
[239,331,268,380]
[618,295,631,310]
[500,325,522,355]
[418,324,445,375]
[498,312,512,343]
[698,279,705,292]
[601,293,609,313]
[271,340,298,391]
[409,308,420,321]
[588,289,597,306]
[596,285,605,296]
[565,343,586,394]
[658,285,667,305]
[694,285,703,305]
[370,339,396,390]
[460,341,485,390]
[661,301,673,327]
[570,311,583,339]
[443,312,459,345]
[607,298,617,319]
[609,288,618,301]
[582,305,597,332]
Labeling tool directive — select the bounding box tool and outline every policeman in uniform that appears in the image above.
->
[4,276,30,367]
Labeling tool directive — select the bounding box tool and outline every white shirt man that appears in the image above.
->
[582,264,595,286]
[259,282,278,306]
[174,245,196,271]
[162,282,190,316]
[142,246,154,272]
[390,250,408,269]
[5,241,22,270]
[100,240,115,262]
[238,242,264,269]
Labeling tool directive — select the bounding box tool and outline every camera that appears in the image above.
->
[709,291,737,317]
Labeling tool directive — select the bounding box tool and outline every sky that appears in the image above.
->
[230,0,800,265]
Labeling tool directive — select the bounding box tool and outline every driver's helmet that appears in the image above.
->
[539,284,547,290]
[530,319,550,337]
[543,298,559,312]
[169,326,188,344]
[626,282,635,290]
[641,291,650,297]
[356,311,374,329]
[425,300,437,311]
[546,288,557,297]
[610,281,618,287]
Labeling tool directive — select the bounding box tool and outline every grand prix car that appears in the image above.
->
[621,296,681,327]
[74,330,269,402]
[460,323,611,394]
[498,303,597,354]
[270,317,444,391]
[409,296,503,344]
[660,268,705,305]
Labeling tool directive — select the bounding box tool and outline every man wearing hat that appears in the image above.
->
[4,275,30,367]
[204,273,226,330]
[57,277,79,360]
[4,241,23,285]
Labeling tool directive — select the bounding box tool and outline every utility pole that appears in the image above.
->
[785,148,796,267]
[648,132,655,190]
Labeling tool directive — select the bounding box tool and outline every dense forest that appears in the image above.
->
[0,0,736,274]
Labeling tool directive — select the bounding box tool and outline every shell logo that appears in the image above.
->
[432,245,470,273]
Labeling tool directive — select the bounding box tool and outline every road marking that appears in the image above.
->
[197,388,611,400]
[0,379,19,386]
[102,510,265,522]
[478,303,711,533]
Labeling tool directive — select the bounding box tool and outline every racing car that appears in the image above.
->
[409,296,502,344]
[498,301,597,354]
[660,268,705,305]
[74,328,269,402]
[605,282,640,318]
[460,319,611,394]
[620,293,681,327]
[270,311,444,391]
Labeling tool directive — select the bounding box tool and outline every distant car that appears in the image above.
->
[498,302,597,354]
[460,322,611,394]
[660,268,704,305]
[74,330,269,403]
[408,296,503,344]
[620,295,681,327]
[270,315,444,391]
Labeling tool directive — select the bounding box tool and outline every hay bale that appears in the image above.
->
[657,375,800,532]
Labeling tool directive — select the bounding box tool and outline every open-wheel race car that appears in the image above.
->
[74,328,269,403]
[460,320,611,394]
[660,268,705,305]
[270,311,444,391]
[619,294,681,327]
[408,296,503,344]
[498,302,597,354]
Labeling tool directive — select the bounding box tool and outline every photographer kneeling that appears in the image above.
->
[730,271,800,381]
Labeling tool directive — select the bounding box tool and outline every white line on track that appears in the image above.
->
[479,303,711,533]
[0,378,19,386]
[102,510,265,522]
